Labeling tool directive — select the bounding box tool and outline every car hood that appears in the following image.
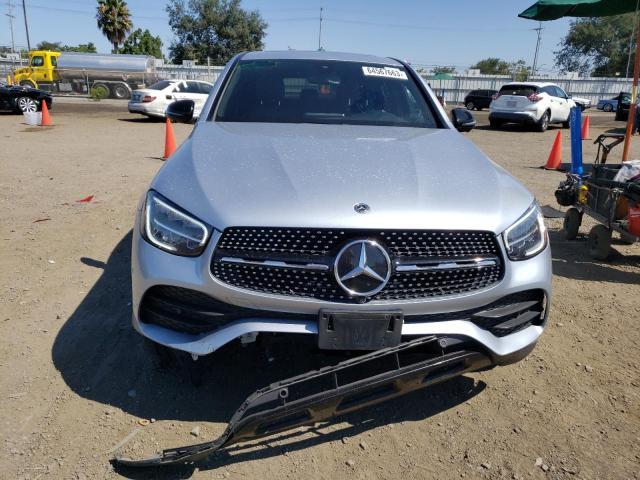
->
[151,123,534,234]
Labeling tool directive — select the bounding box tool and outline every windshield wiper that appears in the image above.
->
[112,336,490,468]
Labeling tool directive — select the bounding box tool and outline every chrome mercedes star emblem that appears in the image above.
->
[334,240,391,297]
[353,203,370,214]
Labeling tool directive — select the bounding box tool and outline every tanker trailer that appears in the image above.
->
[13,51,159,99]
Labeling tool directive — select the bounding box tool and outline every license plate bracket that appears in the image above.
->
[318,310,403,350]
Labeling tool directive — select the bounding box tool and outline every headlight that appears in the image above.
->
[503,203,547,261]
[142,190,211,256]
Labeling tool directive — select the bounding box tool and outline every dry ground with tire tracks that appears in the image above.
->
[0,99,638,479]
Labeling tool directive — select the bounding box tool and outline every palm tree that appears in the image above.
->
[96,0,133,53]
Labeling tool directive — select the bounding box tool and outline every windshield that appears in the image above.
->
[147,80,174,90]
[215,59,439,128]
[499,85,537,96]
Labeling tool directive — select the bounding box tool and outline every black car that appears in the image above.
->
[614,92,633,121]
[0,85,53,114]
[464,89,498,111]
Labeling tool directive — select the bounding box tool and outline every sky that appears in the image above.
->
[2,0,572,73]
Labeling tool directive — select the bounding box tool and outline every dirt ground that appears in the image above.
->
[1,98,638,480]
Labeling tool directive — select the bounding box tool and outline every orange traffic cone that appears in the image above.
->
[40,100,52,126]
[581,115,590,140]
[543,131,562,170]
[164,117,176,159]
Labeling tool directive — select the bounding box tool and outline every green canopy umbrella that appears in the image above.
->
[426,72,454,102]
[519,0,640,161]
[426,72,455,81]
[519,0,636,20]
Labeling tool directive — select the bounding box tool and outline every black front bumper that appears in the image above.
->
[139,285,545,340]
[113,335,492,468]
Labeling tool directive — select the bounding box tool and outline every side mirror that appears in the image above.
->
[166,99,194,123]
[451,107,476,132]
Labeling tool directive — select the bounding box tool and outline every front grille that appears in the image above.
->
[139,285,315,334]
[212,227,504,303]
[405,290,545,337]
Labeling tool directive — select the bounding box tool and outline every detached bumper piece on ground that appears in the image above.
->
[113,336,491,468]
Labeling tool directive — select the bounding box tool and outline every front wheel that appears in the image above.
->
[588,224,612,260]
[16,96,38,113]
[603,103,613,112]
[465,101,475,111]
[536,111,549,132]
[563,208,582,240]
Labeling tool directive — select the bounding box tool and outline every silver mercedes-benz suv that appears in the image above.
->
[132,50,551,369]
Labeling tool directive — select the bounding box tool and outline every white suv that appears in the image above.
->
[489,82,576,132]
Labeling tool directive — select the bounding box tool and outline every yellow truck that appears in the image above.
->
[13,50,158,99]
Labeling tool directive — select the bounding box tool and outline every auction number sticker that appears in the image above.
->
[362,66,408,80]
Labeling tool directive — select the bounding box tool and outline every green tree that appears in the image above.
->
[36,41,63,51]
[35,41,98,53]
[510,60,531,81]
[166,0,267,64]
[471,57,511,75]
[120,29,163,58]
[63,43,98,53]
[431,65,456,75]
[555,14,635,76]
[96,0,133,53]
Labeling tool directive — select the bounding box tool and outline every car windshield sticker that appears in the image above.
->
[362,66,408,80]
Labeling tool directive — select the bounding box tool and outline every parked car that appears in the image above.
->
[463,89,497,111]
[0,84,52,113]
[614,92,635,121]
[597,97,619,112]
[127,79,213,119]
[571,95,591,111]
[132,51,551,387]
[489,82,575,131]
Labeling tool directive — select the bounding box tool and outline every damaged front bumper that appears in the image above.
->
[113,336,492,468]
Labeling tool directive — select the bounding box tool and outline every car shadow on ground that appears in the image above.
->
[549,229,640,283]
[53,231,488,476]
[473,123,564,133]
[118,117,165,123]
[114,374,485,479]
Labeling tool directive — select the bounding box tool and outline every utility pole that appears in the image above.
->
[5,1,16,69]
[21,0,30,51]
[626,0,640,78]
[318,7,323,51]
[531,22,543,78]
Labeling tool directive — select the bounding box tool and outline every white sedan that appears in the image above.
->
[128,79,213,119]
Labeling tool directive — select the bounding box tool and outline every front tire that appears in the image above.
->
[588,224,612,260]
[603,103,613,112]
[563,208,582,240]
[465,101,475,111]
[16,96,38,113]
[536,111,550,132]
